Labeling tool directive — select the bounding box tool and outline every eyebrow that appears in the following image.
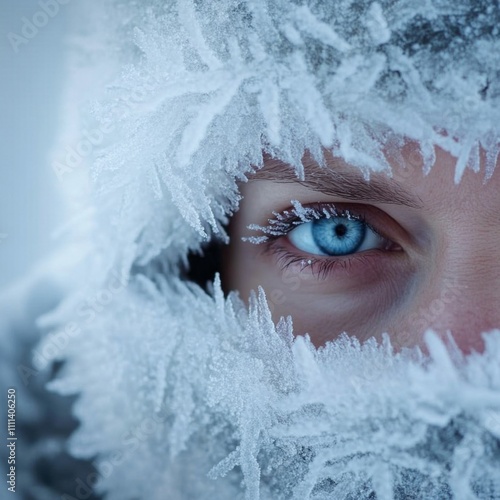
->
[252,156,423,208]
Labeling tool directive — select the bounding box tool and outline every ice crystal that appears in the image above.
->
[56,0,500,276]
[31,0,500,498]
[40,276,500,499]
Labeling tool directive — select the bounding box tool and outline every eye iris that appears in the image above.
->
[312,217,366,256]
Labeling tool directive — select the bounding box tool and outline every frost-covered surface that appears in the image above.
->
[56,0,500,275]
[41,276,500,499]
[29,0,500,498]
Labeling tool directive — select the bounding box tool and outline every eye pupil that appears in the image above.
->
[334,224,347,237]
[311,217,366,256]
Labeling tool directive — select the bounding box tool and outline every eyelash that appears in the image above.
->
[245,200,397,279]
[263,244,376,280]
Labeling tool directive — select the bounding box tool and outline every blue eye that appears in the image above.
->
[288,216,386,256]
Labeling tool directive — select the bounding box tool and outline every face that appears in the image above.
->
[223,144,500,354]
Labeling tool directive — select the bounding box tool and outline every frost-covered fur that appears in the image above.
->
[26,0,500,498]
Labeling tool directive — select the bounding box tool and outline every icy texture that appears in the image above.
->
[34,1,500,499]
[41,276,500,500]
[58,0,500,277]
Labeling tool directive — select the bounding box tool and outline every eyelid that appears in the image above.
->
[246,201,409,251]
[262,239,384,280]
[279,203,383,243]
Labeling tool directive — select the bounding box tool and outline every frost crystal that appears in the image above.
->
[33,0,500,499]
[56,0,500,275]
[42,276,500,499]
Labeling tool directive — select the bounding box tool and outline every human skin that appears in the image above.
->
[223,144,500,354]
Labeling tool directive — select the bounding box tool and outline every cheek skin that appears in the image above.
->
[267,280,404,347]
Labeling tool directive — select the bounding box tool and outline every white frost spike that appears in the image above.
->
[292,335,324,398]
[177,77,244,168]
[259,78,281,146]
[424,330,458,379]
[208,449,240,480]
[294,5,351,52]
[242,234,269,244]
[177,0,222,70]
[420,141,436,176]
[454,139,473,184]
[291,449,332,500]
[485,147,499,180]
[289,53,335,147]
[161,162,205,235]
[290,199,309,222]
[365,2,391,45]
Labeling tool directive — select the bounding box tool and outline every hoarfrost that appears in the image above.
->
[30,0,500,499]
[41,276,500,499]
[59,0,500,275]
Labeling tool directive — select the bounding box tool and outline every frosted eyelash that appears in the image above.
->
[242,200,362,244]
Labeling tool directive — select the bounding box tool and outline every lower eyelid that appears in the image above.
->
[264,237,403,280]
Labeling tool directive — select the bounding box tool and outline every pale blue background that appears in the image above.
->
[0,1,69,288]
